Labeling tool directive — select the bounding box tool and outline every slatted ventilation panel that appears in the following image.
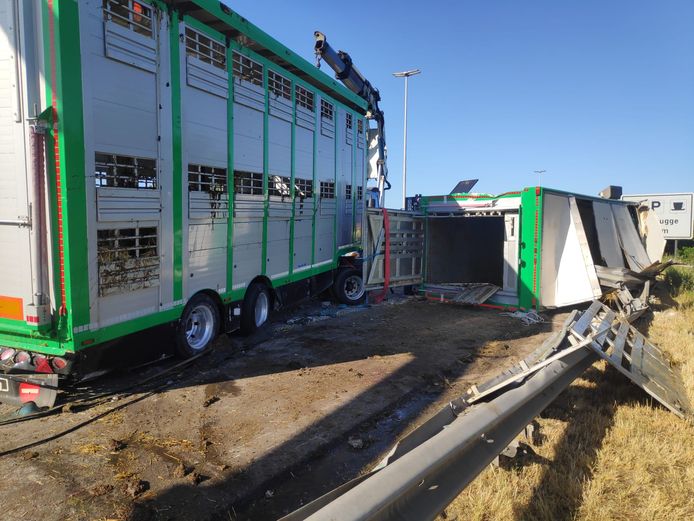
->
[102,0,157,72]
[357,119,365,149]
[268,70,291,100]
[97,226,159,296]
[269,175,291,198]
[184,27,225,70]
[103,0,153,37]
[185,27,228,98]
[346,113,353,145]
[320,181,335,199]
[320,99,335,138]
[188,164,228,219]
[294,178,313,199]
[233,171,264,196]
[295,85,315,130]
[95,153,161,221]
[95,152,157,189]
[232,52,264,111]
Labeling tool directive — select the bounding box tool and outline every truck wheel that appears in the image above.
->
[176,294,220,357]
[241,283,271,334]
[334,269,365,305]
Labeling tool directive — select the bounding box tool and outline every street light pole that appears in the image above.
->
[533,169,546,187]
[393,69,421,210]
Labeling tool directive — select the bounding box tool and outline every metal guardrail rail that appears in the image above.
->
[282,301,691,521]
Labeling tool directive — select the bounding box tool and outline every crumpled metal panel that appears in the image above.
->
[570,302,691,419]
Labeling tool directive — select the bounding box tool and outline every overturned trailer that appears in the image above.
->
[364,187,667,310]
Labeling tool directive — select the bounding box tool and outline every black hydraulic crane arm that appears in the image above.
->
[314,31,390,204]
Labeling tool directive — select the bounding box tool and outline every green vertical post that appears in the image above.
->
[169,9,183,302]
[519,187,543,310]
[46,0,89,338]
[351,112,357,243]
[261,65,269,276]
[288,80,296,278]
[225,42,236,297]
[311,92,319,266]
[332,103,338,258]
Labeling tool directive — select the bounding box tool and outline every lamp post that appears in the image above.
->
[533,170,546,187]
[393,69,421,210]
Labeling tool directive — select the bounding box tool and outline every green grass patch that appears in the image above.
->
[674,245,694,265]
[664,265,694,297]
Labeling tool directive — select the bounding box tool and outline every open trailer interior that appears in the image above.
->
[363,187,667,311]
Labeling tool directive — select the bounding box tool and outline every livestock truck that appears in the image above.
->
[0,0,390,405]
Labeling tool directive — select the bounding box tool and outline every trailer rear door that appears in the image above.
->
[362,208,424,290]
[0,1,38,323]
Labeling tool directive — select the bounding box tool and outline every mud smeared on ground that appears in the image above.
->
[0,296,565,521]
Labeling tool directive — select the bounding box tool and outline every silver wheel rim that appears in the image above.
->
[254,291,269,327]
[185,304,215,350]
[344,275,364,301]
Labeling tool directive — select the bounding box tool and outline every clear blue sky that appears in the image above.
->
[224,0,694,201]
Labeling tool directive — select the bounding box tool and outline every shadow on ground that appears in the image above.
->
[102,301,558,521]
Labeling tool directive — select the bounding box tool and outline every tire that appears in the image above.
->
[334,268,366,305]
[176,294,220,357]
[240,283,272,335]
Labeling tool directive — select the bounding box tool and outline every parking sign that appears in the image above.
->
[622,193,694,240]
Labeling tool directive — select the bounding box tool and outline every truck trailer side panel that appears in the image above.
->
[0,0,370,369]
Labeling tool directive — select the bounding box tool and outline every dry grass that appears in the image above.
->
[76,442,106,454]
[442,272,694,521]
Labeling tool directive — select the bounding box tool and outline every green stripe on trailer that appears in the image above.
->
[519,187,543,310]
[0,331,66,357]
[46,0,90,340]
[225,41,236,299]
[170,8,184,302]
[288,83,297,277]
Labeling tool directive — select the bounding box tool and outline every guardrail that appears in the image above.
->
[282,301,690,521]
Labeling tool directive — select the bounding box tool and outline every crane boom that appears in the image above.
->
[314,31,390,205]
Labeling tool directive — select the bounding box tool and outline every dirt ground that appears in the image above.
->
[0,295,566,521]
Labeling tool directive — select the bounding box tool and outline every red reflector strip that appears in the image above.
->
[26,315,40,324]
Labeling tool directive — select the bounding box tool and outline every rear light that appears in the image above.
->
[33,354,53,373]
[14,351,31,364]
[0,348,16,361]
[51,357,68,371]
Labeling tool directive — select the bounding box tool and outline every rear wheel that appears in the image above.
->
[176,294,220,357]
[241,283,271,334]
[334,269,365,305]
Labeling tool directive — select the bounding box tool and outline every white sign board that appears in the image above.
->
[622,193,694,240]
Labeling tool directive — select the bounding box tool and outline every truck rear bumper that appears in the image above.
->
[0,372,59,408]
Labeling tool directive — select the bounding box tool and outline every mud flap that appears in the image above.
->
[0,373,59,409]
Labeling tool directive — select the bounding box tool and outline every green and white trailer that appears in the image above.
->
[0,0,379,398]
[363,187,665,311]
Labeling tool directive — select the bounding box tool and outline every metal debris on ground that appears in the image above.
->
[571,302,691,419]
[420,283,500,305]
[499,310,545,326]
